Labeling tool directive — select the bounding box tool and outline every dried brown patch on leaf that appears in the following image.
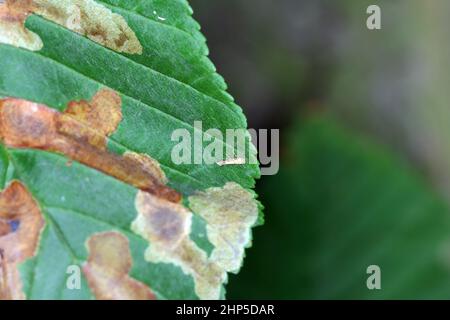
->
[0,0,43,50]
[124,152,168,185]
[33,0,142,54]
[133,183,259,299]
[60,89,121,150]
[83,231,156,300]
[132,191,226,300]
[63,88,122,148]
[0,220,11,237]
[0,181,45,300]
[189,182,258,273]
[0,92,180,203]
[0,0,142,54]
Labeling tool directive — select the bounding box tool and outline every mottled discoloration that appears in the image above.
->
[34,0,143,54]
[0,0,142,54]
[0,0,43,50]
[189,182,258,273]
[0,181,45,300]
[83,231,156,300]
[0,220,11,237]
[133,191,226,300]
[133,183,259,299]
[64,89,122,149]
[0,92,180,203]
[124,152,168,185]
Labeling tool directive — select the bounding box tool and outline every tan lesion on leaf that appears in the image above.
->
[0,181,45,300]
[0,90,180,203]
[0,0,143,54]
[63,88,122,149]
[0,0,43,50]
[132,191,226,300]
[132,183,259,300]
[188,182,259,273]
[123,152,168,185]
[83,231,156,300]
[34,0,143,54]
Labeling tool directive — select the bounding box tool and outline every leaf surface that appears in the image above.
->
[0,0,260,300]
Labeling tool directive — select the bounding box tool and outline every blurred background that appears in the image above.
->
[190,0,450,299]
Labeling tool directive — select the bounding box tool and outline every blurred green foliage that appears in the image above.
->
[228,115,450,299]
[189,0,450,299]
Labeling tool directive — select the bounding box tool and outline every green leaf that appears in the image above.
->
[0,0,260,300]
[229,115,450,299]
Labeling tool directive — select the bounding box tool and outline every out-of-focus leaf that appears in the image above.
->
[229,115,450,299]
[330,0,450,198]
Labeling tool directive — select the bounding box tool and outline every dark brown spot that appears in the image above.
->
[89,23,108,41]
[114,32,128,48]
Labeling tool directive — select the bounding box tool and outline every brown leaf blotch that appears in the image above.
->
[59,89,121,150]
[134,191,189,248]
[133,191,226,300]
[0,181,45,300]
[33,0,143,54]
[0,220,12,237]
[188,182,259,273]
[124,152,168,185]
[0,0,143,54]
[83,231,156,300]
[0,93,180,203]
[64,89,122,142]
[0,0,42,50]
[134,183,260,299]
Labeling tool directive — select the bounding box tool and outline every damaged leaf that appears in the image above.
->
[0,0,42,50]
[0,92,179,202]
[83,231,156,300]
[0,0,142,54]
[132,190,226,300]
[0,181,44,300]
[188,182,259,273]
[132,184,259,299]
[0,0,261,300]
